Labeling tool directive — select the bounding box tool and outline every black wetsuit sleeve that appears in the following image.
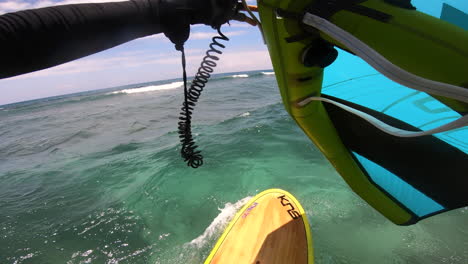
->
[0,0,163,79]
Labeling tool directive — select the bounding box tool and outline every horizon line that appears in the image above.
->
[0,68,274,108]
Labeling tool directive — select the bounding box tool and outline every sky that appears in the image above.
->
[0,0,271,105]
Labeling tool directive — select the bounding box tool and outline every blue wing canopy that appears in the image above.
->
[319,1,468,222]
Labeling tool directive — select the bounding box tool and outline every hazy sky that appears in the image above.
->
[0,0,271,105]
[0,0,466,105]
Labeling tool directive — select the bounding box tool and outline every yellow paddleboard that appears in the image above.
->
[204,189,314,264]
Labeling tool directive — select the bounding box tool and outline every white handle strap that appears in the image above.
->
[297,96,468,137]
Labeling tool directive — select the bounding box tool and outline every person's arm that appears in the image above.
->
[0,0,238,79]
[0,1,163,79]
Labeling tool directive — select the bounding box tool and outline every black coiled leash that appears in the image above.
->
[177,27,229,168]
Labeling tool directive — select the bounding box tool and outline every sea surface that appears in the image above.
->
[0,70,466,263]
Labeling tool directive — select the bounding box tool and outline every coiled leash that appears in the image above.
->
[161,0,259,168]
[177,28,229,168]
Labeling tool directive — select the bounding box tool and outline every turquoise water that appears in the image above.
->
[0,70,466,263]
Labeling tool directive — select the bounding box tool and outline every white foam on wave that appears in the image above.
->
[189,196,252,248]
[261,72,275,75]
[112,82,183,94]
[231,74,249,78]
[240,112,250,117]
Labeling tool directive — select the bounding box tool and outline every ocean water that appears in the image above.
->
[0,70,466,264]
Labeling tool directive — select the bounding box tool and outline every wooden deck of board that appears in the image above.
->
[207,191,310,264]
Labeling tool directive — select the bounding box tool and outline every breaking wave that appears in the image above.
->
[111,82,184,94]
[189,196,251,248]
[231,74,249,78]
[229,72,273,78]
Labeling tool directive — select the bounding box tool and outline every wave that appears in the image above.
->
[229,72,274,78]
[0,130,94,158]
[207,71,275,83]
[231,74,249,78]
[111,82,184,95]
[189,196,252,248]
[0,92,123,114]
[261,71,275,75]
